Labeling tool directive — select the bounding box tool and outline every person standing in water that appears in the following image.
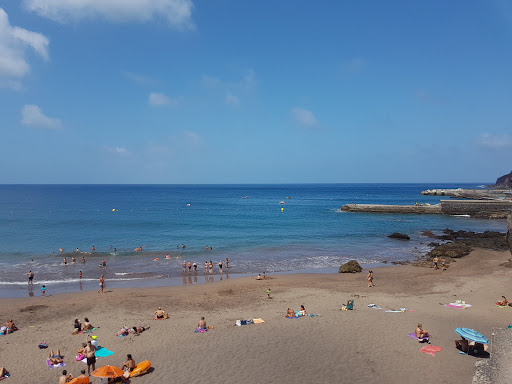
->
[98,275,105,293]
[27,271,34,285]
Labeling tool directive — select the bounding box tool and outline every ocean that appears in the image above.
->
[0,184,506,297]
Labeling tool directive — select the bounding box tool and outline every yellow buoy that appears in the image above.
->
[112,209,116,212]
[281,208,284,212]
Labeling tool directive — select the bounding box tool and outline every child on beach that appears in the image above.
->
[267,288,272,299]
[41,285,46,296]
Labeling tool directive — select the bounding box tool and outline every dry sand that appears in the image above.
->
[1,248,511,384]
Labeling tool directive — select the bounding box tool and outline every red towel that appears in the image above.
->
[420,345,442,356]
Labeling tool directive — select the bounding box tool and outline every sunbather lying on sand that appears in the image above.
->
[154,307,166,319]
[0,367,9,378]
[132,325,150,334]
[117,326,130,337]
[49,349,64,364]
[415,324,430,342]
[285,308,295,318]
[298,305,307,316]
[455,338,488,354]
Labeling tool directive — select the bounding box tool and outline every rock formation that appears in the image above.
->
[388,232,410,240]
[338,260,362,273]
[496,170,512,188]
[507,213,512,255]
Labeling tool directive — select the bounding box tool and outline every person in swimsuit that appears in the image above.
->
[84,340,96,375]
[225,258,229,269]
[198,317,206,329]
[48,349,64,365]
[71,257,76,263]
[154,307,165,319]
[209,261,213,274]
[415,323,430,342]
[41,285,46,296]
[499,296,510,306]
[58,370,73,384]
[63,258,68,265]
[121,354,136,380]
[432,256,439,270]
[298,305,307,316]
[98,275,105,293]
[83,317,93,330]
[72,319,82,334]
[193,262,197,272]
[182,261,186,273]
[204,261,208,273]
[367,270,374,287]
[5,320,17,332]
[132,325,150,334]
[27,271,34,285]
[218,261,223,273]
[285,308,295,318]
[187,261,192,272]
[82,256,86,263]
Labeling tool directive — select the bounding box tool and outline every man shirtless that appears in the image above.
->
[84,340,96,375]
[122,354,136,380]
[27,271,34,285]
[58,370,73,384]
[432,256,439,270]
[48,349,64,365]
[285,308,295,318]
[154,307,165,319]
[198,317,206,329]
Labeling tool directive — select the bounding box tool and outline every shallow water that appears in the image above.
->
[0,184,505,297]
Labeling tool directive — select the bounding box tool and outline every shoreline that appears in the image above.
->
[1,247,512,384]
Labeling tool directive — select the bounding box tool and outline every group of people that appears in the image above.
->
[432,256,447,270]
[0,319,18,335]
[71,318,95,334]
[181,259,229,274]
[285,305,307,318]
[498,296,511,306]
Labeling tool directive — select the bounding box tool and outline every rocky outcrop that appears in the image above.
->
[496,170,512,188]
[338,260,362,273]
[427,243,472,259]
[388,232,410,240]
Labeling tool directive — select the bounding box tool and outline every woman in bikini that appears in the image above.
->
[367,270,374,287]
[49,349,64,364]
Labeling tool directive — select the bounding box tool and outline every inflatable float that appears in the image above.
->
[68,377,90,384]
[130,360,151,377]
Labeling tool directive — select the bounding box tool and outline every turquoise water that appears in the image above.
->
[0,184,506,296]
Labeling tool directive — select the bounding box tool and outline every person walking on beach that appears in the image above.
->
[182,261,186,273]
[367,270,374,287]
[27,271,34,285]
[225,258,229,269]
[98,275,105,293]
[267,288,272,299]
[41,285,46,296]
[218,260,223,273]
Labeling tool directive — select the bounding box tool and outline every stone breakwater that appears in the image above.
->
[420,188,512,199]
[341,200,512,218]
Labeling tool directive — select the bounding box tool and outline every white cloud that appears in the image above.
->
[21,105,62,130]
[103,146,130,155]
[122,71,154,85]
[201,69,256,90]
[291,107,318,128]
[226,93,240,106]
[24,0,194,29]
[478,133,512,150]
[148,92,180,107]
[0,8,49,88]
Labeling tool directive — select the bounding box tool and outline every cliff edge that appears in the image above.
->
[496,170,512,188]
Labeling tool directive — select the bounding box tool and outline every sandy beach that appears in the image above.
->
[1,247,511,384]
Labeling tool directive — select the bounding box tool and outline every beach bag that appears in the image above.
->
[76,354,84,361]
[38,342,48,349]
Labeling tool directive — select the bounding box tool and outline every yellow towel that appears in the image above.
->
[253,318,265,324]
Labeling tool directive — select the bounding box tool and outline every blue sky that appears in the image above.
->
[0,0,511,184]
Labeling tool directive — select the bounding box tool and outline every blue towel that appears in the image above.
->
[95,347,114,357]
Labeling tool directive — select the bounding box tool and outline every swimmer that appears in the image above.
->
[193,262,197,271]
[91,246,96,251]
[188,261,192,272]
[76,248,79,252]
[182,261,186,273]
[79,271,82,279]
[225,258,229,269]
[204,261,208,273]
[59,248,64,252]
[218,260,223,273]
[71,257,76,263]
[81,256,86,263]
[27,270,34,285]
[63,257,68,265]
[166,254,171,259]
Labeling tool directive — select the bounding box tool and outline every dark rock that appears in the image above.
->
[496,170,512,188]
[427,243,472,259]
[388,232,410,240]
[421,231,438,239]
[338,260,362,273]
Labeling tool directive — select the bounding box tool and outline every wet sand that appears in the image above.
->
[1,248,511,384]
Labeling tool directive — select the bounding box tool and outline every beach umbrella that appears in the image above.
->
[91,365,124,378]
[454,328,489,344]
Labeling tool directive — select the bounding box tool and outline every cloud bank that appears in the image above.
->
[21,105,62,130]
[148,92,180,107]
[24,0,194,28]
[0,8,49,89]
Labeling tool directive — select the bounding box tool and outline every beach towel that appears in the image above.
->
[71,328,97,335]
[408,333,429,341]
[195,327,208,333]
[253,318,265,324]
[95,347,114,357]
[46,360,66,369]
[368,304,383,309]
[420,345,442,356]
[445,303,471,309]
[386,309,408,313]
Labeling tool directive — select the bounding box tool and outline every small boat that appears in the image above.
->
[279,201,285,205]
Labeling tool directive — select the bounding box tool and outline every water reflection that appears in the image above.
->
[28,286,34,297]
